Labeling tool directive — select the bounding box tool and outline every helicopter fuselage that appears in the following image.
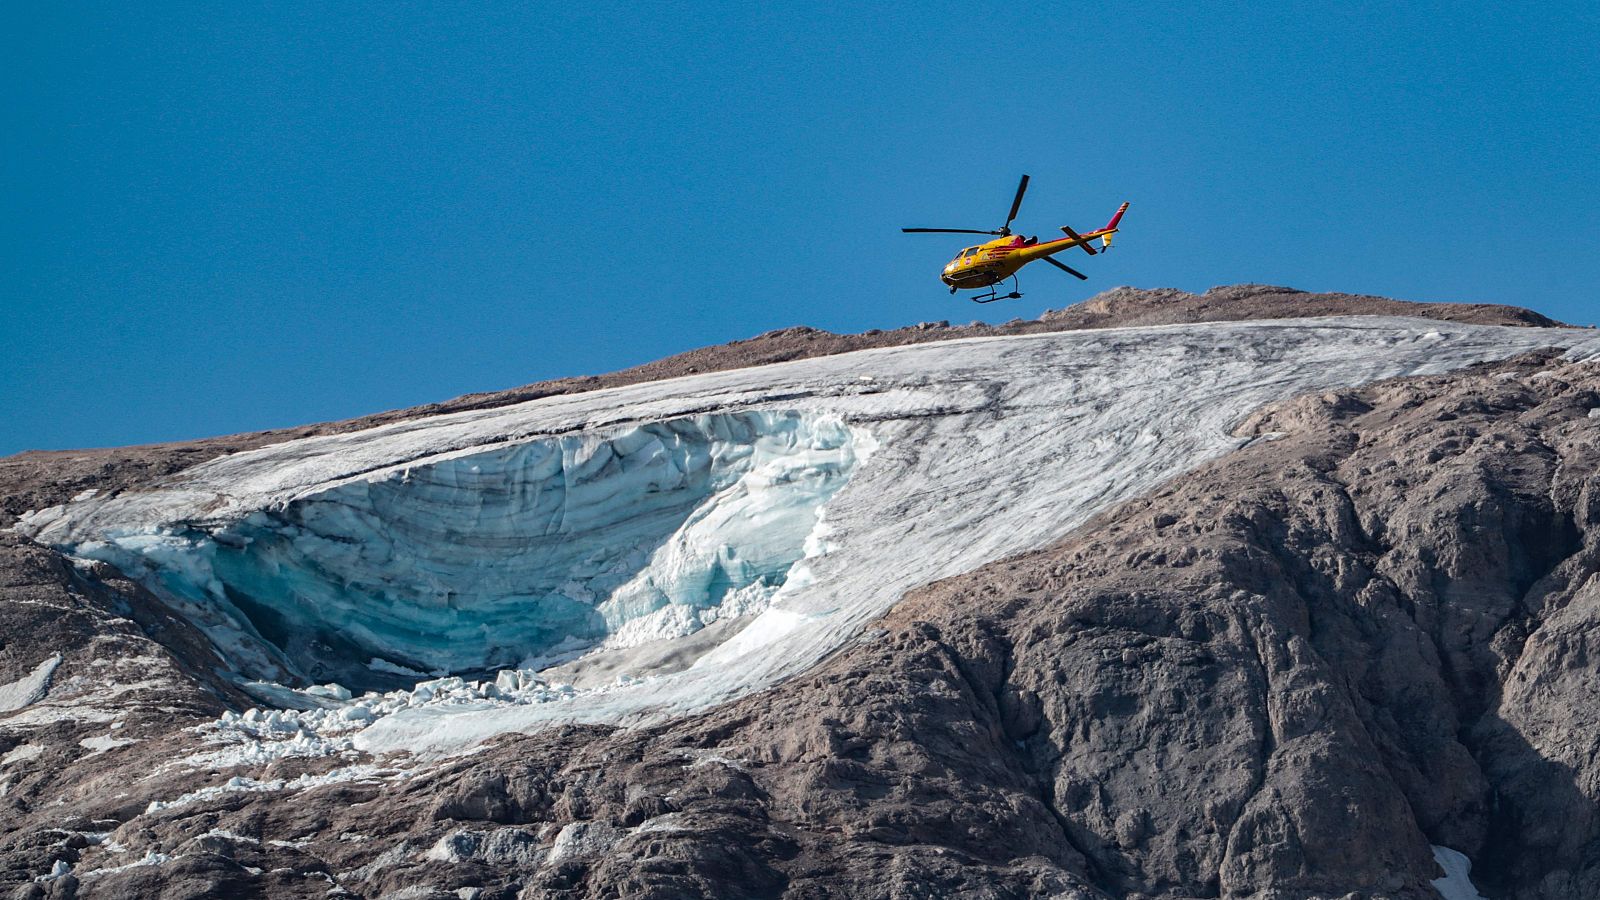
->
[940,228,1117,290]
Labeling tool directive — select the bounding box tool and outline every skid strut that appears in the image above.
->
[970,274,1023,304]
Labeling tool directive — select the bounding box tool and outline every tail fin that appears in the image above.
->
[1100,202,1128,249]
[1103,201,1129,232]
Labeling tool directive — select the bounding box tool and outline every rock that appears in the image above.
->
[545,822,621,867]
[425,827,542,866]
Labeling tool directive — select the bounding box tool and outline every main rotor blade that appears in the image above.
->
[902,228,1004,234]
[1043,256,1088,280]
[1060,225,1098,255]
[1003,174,1030,231]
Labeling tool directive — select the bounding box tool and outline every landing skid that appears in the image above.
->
[969,275,1023,304]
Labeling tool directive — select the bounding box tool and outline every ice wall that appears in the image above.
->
[63,411,869,687]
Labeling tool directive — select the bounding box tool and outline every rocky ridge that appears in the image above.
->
[0,284,1566,530]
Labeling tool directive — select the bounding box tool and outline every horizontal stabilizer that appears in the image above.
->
[1060,225,1098,255]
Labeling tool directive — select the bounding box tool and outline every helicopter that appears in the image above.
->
[903,175,1128,303]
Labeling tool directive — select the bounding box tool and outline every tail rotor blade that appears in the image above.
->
[1003,174,1030,233]
[1043,256,1088,280]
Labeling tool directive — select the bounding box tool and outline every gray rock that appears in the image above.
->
[426,827,543,866]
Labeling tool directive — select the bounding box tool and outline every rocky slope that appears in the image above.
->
[2,287,1597,899]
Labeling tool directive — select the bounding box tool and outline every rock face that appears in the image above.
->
[2,289,1598,899]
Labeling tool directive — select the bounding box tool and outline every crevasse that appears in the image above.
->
[75,411,871,687]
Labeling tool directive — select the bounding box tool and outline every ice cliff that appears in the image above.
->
[31,412,868,687]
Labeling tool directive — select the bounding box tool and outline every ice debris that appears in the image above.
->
[144,764,400,814]
[186,670,576,768]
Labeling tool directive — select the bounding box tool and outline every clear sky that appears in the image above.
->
[6,2,1598,455]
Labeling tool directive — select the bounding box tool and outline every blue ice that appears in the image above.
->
[94,411,867,687]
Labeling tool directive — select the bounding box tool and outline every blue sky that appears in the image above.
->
[6,2,1598,454]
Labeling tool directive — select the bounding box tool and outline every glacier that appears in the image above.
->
[40,411,869,688]
[17,316,1600,756]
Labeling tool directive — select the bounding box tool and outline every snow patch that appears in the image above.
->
[1,744,46,766]
[1431,845,1488,900]
[0,654,62,713]
[79,734,138,755]
[198,828,259,844]
[36,860,72,882]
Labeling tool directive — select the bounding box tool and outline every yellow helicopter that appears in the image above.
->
[903,175,1128,303]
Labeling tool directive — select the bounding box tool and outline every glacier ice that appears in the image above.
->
[18,316,1600,755]
[51,411,869,688]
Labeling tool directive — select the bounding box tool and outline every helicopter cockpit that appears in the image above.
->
[944,248,975,271]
